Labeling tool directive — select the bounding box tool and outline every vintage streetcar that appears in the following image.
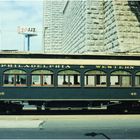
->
[0,52,140,113]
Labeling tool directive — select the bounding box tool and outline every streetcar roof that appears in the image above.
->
[0,57,139,66]
[0,51,140,60]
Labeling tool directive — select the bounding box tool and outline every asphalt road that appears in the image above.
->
[0,115,139,139]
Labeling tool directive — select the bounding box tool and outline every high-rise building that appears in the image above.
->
[103,0,140,52]
[62,0,87,53]
[43,0,64,53]
[43,0,140,54]
[62,0,104,54]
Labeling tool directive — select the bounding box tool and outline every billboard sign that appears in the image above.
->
[17,26,37,36]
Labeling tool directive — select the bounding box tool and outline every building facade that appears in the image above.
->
[62,0,104,54]
[43,0,64,53]
[103,0,140,52]
[43,0,140,54]
[62,0,87,53]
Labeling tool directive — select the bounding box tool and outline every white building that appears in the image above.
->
[62,0,104,54]
[43,0,140,54]
[103,0,140,52]
[43,0,64,53]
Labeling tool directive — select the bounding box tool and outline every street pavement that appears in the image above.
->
[0,115,139,139]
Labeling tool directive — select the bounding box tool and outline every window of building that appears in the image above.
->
[58,70,80,87]
[3,69,27,86]
[110,70,131,87]
[85,70,107,87]
[31,70,53,86]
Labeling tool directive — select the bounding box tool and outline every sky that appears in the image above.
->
[0,0,43,52]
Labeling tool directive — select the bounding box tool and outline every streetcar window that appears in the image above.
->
[135,72,140,86]
[43,75,53,86]
[58,70,80,87]
[3,69,27,86]
[84,70,107,87]
[32,75,41,86]
[110,71,131,87]
[31,70,54,86]
[4,75,15,86]
[58,75,69,85]
[16,75,27,86]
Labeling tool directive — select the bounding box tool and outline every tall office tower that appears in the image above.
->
[103,0,140,52]
[43,0,104,54]
[62,0,86,53]
[85,0,104,53]
[62,0,104,53]
[43,0,64,53]
[43,0,140,54]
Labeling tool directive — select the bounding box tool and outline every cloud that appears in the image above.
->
[0,0,43,52]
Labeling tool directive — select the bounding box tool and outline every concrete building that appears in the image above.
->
[43,0,64,53]
[62,0,87,53]
[43,0,140,54]
[103,0,140,52]
[62,0,104,54]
